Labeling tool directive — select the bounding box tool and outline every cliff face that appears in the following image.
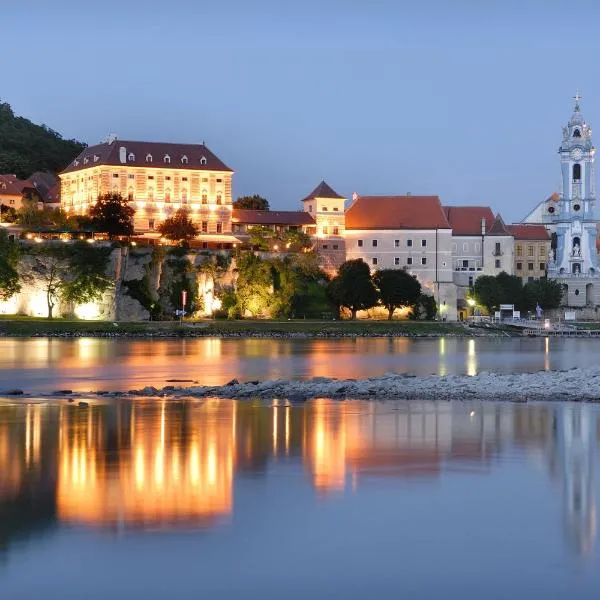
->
[1,245,234,321]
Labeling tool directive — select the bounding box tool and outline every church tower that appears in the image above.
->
[547,93,600,305]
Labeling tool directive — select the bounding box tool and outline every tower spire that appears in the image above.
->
[573,90,582,112]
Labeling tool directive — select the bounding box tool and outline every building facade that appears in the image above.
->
[59,137,235,236]
[506,224,550,282]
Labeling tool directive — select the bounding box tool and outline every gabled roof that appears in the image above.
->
[442,206,495,235]
[487,213,511,236]
[0,174,35,196]
[302,180,344,202]
[232,209,315,226]
[29,171,58,200]
[346,195,451,230]
[506,224,550,241]
[61,139,232,174]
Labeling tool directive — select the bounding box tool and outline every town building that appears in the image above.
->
[505,224,550,282]
[231,209,314,238]
[344,194,457,320]
[0,174,39,211]
[59,137,236,241]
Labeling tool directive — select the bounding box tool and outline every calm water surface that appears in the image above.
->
[0,336,598,392]
[0,398,599,599]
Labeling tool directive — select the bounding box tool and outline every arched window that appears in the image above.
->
[573,129,581,138]
[181,155,188,164]
[573,163,581,181]
[201,190,208,203]
[216,193,222,205]
[164,154,170,164]
[181,188,188,203]
[146,154,153,162]
[127,187,134,202]
[148,187,154,201]
[128,153,135,162]
[165,188,171,202]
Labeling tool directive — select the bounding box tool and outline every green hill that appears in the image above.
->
[0,102,86,179]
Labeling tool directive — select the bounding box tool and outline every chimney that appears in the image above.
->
[119,146,127,164]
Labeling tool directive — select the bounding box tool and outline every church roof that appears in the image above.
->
[506,224,550,241]
[346,195,450,230]
[443,206,495,235]
[61,139,232,174]
[301,180,344,202]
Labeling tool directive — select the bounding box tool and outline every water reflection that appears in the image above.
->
[0,399,599,560]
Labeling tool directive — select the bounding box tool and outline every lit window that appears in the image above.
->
[216,222,222,233]
[148,219,155,229]
[322,226,328,235]
[201,190,208,203]
[148,187,154,201]
[182,189,188,203]
[165,189,171,202]
[201,221,208,233]
[216,194,222,205]
[333,227,339,235]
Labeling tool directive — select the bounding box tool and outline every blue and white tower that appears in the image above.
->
[547,93,600,306]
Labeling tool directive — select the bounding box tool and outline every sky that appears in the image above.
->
[4,0,600,222]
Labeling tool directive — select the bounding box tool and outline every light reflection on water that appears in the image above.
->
[0,336,599,392]
[1,399,600,598]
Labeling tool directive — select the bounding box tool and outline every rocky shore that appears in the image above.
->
[122,368,597,402]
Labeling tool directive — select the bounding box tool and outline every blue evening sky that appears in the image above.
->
[3,0,600,222]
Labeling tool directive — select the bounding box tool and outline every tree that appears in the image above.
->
[373,269,421,320]
[328,259,377,319]
[496,271,524,310]
[25,246,70,319]
[233,195,270,211]
[157,208,199,241]
[234,252,273,317]
[473,275,503,313]
[0,229,20,300]
[89,193,135,237]
[523,278,563,312]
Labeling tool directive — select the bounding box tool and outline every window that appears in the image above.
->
[395,240,400,247]
[358,240,363,247]
[333,227,339,235]
[322,244,328,249]
[540,262,546,271]
[333,207,339,211]
[201,221,208,233]
[421,239,427,247]
[128,153,135,162]
[528,262,534,270]
[181,155,188,164]
[322,206,328,211]
[322,226,328,235]
[372,257,378,266]
[148,219,155,230]
[407,257,413,265]
[517,262,522,270]
[181,189,188,203]
[308,205,312,213]
[164,154,171,164]
[516,244,523,257]
[573,163,581,181]
[495,242,501,255]
[216,194,222,205]
[201,190,208,204]
[146,154,152,162]
[182,177,188,182]
[127,188,134,202]
[165,176,171,181]
[202,177,208,182]
[333,244,339,249]
[165,189,171,202]
[216,222,222,233]
[148,187,154,201]
[463,243,468,251]
[394,257,400,265]
[148,175,154,180]
[573,128,581,138]
[372,240,378,247]
[540,246,546,257]
[9,199,14,205]
[462,259,469,268]
[407,239,413,247]
[128,174,135,179]
[421,257,427,265]
[468,276,474,286]
[475,242,480,252]
[527,245,534,257]
[113,173,119,178]
[495,259,501,268]
[216,178,222,183]
[199,156,207,165]
[452,243,457,251]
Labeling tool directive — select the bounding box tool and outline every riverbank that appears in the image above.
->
[0,317,514,338]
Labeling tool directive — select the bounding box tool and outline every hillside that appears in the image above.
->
[0,102,85,179]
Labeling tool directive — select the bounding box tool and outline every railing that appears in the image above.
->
[550,271,600,279]
[492,250,504,257]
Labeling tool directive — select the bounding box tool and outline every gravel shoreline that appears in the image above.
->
[1,368,594,403]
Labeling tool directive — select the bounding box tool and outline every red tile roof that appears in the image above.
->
[488,213,511,236]
[443,206,495,235]
[346,195,450,230]
[302,180,344,202]
[232,209,315,226]
[61,139,232,174]
[0,174,35,196]
[506,224,550,241]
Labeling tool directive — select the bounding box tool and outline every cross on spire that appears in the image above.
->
[573,90,582,111]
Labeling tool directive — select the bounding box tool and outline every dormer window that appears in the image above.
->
[74,160,79,166]
[164,154,171,164]
[146,154,153,162]
[199,156,207,165]
[93,155,99,162]
[573,128,581,138]
[181,155,188,164]
[83,157,89,164]
[128,153,135,162]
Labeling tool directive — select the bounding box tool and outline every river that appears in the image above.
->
[0,336,597,392]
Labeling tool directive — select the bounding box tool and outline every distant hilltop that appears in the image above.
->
[0,102,85,179]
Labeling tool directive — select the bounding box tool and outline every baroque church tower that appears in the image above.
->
[547,94,600,305]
